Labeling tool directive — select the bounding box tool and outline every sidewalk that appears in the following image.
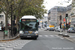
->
[0,31,19,41]
[59,30,75,43]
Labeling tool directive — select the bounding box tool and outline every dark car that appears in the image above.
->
[67,27,75,33]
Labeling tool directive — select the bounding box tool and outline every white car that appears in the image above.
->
[45,25,50,31]
[0,24,2,30]
[0,23,4,31]
[55,26,63,32]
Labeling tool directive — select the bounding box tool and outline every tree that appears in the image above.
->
[0,0,46,30]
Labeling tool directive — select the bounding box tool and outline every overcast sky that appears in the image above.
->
[43,0,72,16]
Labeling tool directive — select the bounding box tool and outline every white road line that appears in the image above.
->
[44,35,48,37]
[5,48,13,50]
[50,35,54,37]
[0,40,32,50]
[55,35,64,39]
[60,37,64,39]
[55,35,60,38]
[39,35,42,37]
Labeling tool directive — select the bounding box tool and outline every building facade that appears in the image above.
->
[48,4,72,26]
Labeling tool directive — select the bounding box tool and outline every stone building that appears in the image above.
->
[48,4,72,26]
[0,12,11,27]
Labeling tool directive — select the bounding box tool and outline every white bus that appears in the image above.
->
[19,15,39,40]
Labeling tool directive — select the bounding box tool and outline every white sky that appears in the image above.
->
[43,0,72,16]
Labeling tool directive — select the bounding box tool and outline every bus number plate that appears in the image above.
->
[27,36,31,37]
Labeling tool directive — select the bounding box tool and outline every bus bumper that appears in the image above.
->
[20,34,38,39]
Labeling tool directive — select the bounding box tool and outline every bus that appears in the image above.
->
[19,15,39,40]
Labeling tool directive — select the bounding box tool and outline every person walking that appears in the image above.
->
[63,24,66,31]
[13,25,17,36]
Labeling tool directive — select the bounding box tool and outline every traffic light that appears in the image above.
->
[65,14,68,18]
[60,15,62,20]
[65,14,68,29]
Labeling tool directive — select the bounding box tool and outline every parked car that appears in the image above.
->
[67,27,75,33]
[45,25,55,31]
[45,25,50,31]
[0,23,4,31]
[54,26,63,32]
[0,25,2,31]
[49,27,55,31]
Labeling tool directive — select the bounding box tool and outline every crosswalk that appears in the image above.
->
[39,35,60,38]
[0,40,32,50]
[38,35,64,39]
[0,35,75,50]
[38,35,75,39]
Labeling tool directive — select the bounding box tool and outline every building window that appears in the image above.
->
[0,15,4,18]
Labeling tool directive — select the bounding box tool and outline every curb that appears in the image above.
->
[58,34,75,43]
[64,37,75,43]
[0,34,20,42]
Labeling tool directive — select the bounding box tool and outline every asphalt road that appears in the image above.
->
[0,29,75,50]
[14,29,75,50]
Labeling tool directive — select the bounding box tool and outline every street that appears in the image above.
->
[0,0,75,50]
[0,29,75,50]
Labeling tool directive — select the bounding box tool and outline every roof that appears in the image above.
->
[21,15,36,19]
[48,4,72,13]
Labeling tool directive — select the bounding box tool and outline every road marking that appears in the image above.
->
[39,35,42,37]
[0,40,32,50]
[50,35,54,37]
[44,35,48,37]
[55,35,60,38]
[60,37,64,39]
[39,35,64,38]
[5,48,13,50]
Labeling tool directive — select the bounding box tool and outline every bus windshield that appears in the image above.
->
[21,19,37,31]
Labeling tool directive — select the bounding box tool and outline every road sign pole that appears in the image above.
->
[63,14,69,37]
[58,15,63,36]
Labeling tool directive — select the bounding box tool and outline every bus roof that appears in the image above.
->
[21,15,36,19]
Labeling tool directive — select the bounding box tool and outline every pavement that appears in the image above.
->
[0,29,75,50]
[39,28,75,42]
[0,31,19,41]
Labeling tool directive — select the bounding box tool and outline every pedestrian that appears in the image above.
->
[13,25,17,36]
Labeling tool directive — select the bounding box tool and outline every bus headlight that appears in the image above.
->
[19,31,24,34]
[35,31,38,34]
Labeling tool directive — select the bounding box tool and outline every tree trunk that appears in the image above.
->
[5,13,8,31]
